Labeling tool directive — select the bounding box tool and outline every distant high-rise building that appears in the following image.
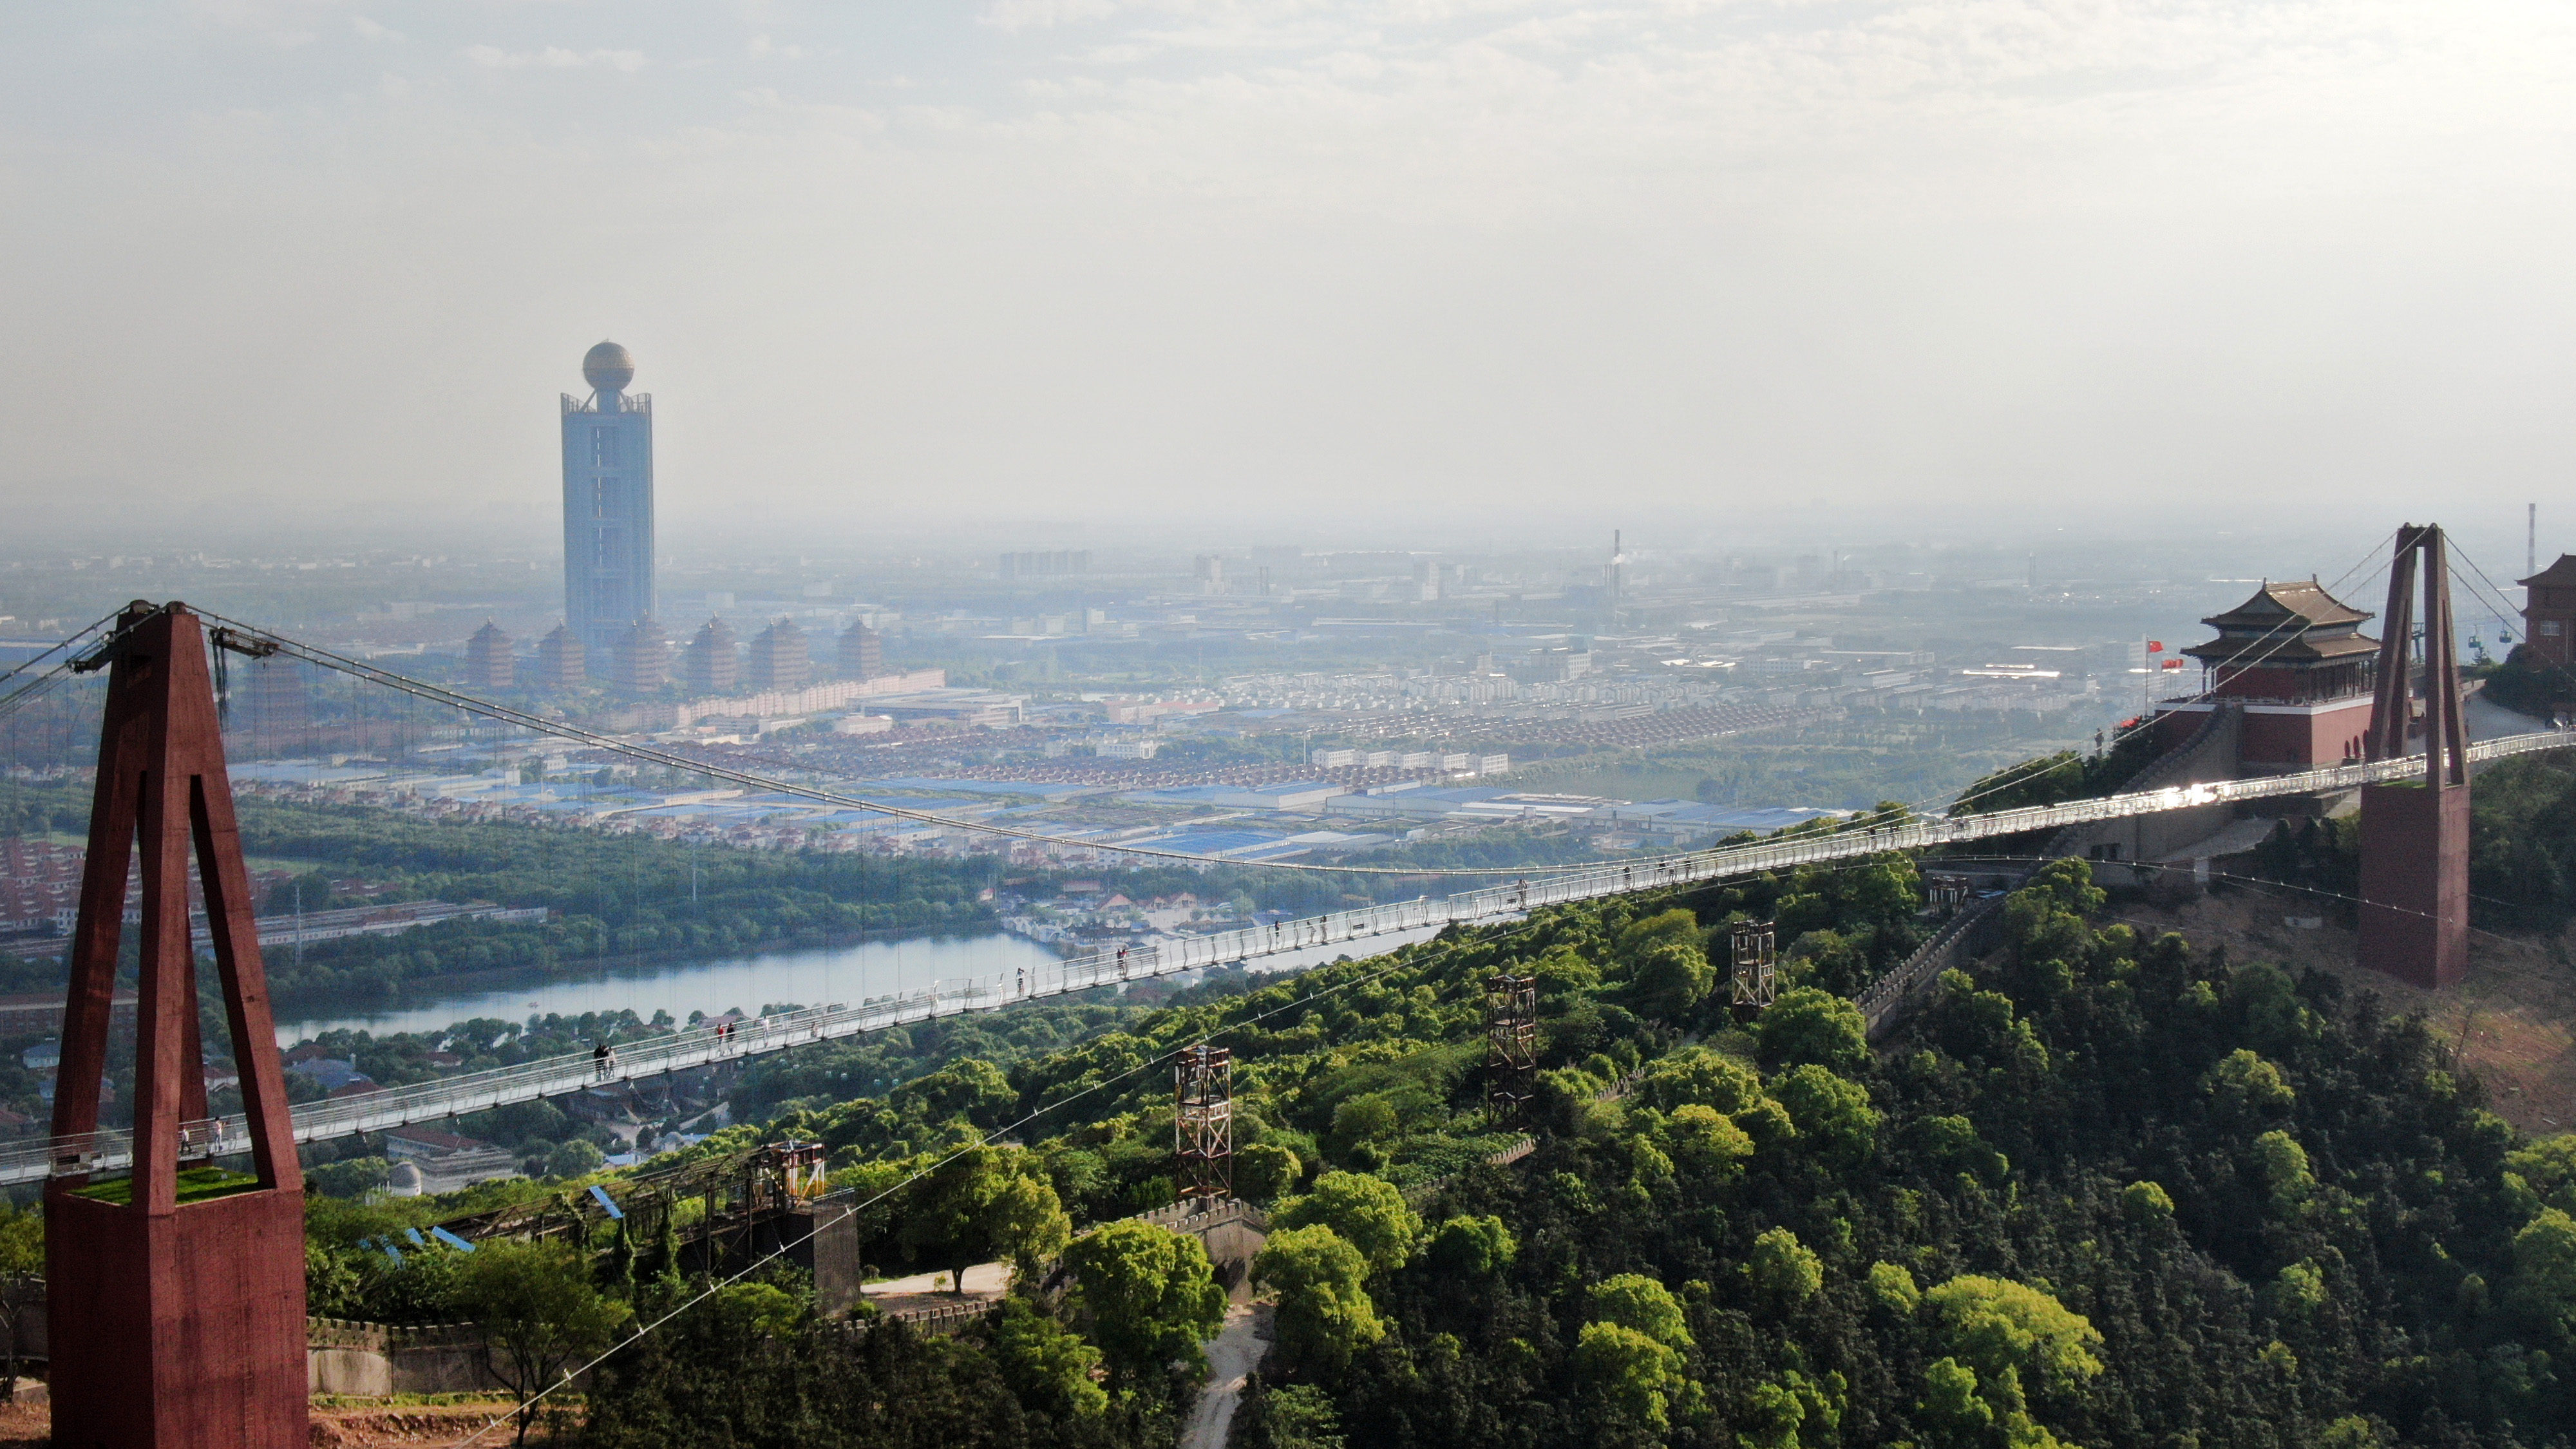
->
[838,621,885,680]
[746,618,811,692]
[464,620,515,692]
[536,623,585,692]
[562,341,655,670]
[610,618,670,696]
[999,550,1090,579]
[679,618,740,695]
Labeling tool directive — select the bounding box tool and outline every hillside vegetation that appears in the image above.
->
[288,835,2576,1449]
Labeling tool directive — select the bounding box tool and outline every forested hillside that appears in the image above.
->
[297,841,2576,1448]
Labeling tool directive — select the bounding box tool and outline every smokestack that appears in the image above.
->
[2530,502,2538,577]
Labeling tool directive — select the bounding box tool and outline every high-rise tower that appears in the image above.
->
[562,341,655,670]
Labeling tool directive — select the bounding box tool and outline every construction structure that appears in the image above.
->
[1729,920,1779,1009]
[421,1141,855,1314]
[1174,1046,1234,1206]
[1483,973,1537,1124]
[47,603,307,1447]
[2360,524,2470,990]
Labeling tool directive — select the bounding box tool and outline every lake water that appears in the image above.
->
[269,922,1454,1046]
[272,933,1064,1045]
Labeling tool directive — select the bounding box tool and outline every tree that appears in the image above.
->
[1630,940,1716,1020]
[2506,1133,2576,1217]
[1923,1274,2103,1431]
[1749,1227,1822,1304]
[2251,1130,2315,1213]
[2204,1048,2295,1117]
[987,1296,1107,1421]
[1631,1045,1766,1115]
[1573,1320,1686,1430]
[453,1239,630,1445]
[1273,1171,1420,1275]
[1588,1273,1690,1349]
[547,1139,607,1180]
[0,1205,38,1394]
[1426,1214,1517,1276]
[1243,1382,1345,1448]
[1756,987,1869,1072]
[1770,1064,1880,1164]
[1062,1220,1227,1392]
[902,1146,1070,1291]
[1617,907,1701,963]
[1235,1141,1304,1204]
[1870,1261,1921,1313]
[1663,1103,1756,1176]
[1256,1224,1385,1378]
[2508,1207,2576,1349]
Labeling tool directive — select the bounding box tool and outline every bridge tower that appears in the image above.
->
[1483,974,1538,1124]
[47,603,308,1448]
[1174,1046,1233,1206]
[2359,525,2470,989]
[1729,920,1779,1009]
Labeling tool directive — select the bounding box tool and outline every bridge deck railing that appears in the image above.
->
[12,728,2569,1188]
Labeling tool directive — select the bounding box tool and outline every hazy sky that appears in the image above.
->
[5,2,2575,550]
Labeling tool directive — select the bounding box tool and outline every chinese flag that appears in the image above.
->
[2146,640,2164,652]
[2161,659,2184,670]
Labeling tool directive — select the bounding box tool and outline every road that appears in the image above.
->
[1182,1304,1271,1449]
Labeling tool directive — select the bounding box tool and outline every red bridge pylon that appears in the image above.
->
[2359,526,2470,990]
[47,603,307,1447]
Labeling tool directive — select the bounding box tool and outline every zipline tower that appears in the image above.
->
[1174,1046,1233,1206]
[2360,524,2470,989]
[48,602,307,1448]
[1730,920,1779,1009]
[1484,973,1538,1125]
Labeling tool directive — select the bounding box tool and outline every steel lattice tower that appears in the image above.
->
[1174,1046,1234,1205]
[1729,920,1779,1009]
[1484,973,1538,1124]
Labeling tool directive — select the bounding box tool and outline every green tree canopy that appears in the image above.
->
[452,1238,630,1445]
[1256,1224,1385,1378]
[987,1296,1108,1421]
[1756,987,1870,1072]
[1749,1227,1823,1304]
[1426,1214,1518,1277]
[1588,1273,1691,1350]
[1573,1320,1688,1430]
[1062,1220,1227,1393]
[1234,1141,1305,1204]
[1770,1064,1880,1164]
[1924,1274,2104,1421]
[1273,1171,1421,1276]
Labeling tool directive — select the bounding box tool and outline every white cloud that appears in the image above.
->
[462,44,647,73]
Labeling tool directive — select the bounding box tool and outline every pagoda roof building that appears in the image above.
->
[2180,579,2379,667]
[2150,574,2382,773]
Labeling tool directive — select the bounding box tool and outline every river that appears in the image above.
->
[270,922,1452,1046]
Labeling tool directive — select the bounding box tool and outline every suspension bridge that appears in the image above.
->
[11,662,2568,1187]
[21,520,2561,1446]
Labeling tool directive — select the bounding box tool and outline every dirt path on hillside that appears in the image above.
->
[1181,1304,1271,1449]
[2119,889,2576,1135]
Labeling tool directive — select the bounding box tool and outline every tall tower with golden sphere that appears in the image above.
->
[562,340,656,672]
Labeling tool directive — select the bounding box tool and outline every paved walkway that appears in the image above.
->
[1181,1304,1272,1449]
